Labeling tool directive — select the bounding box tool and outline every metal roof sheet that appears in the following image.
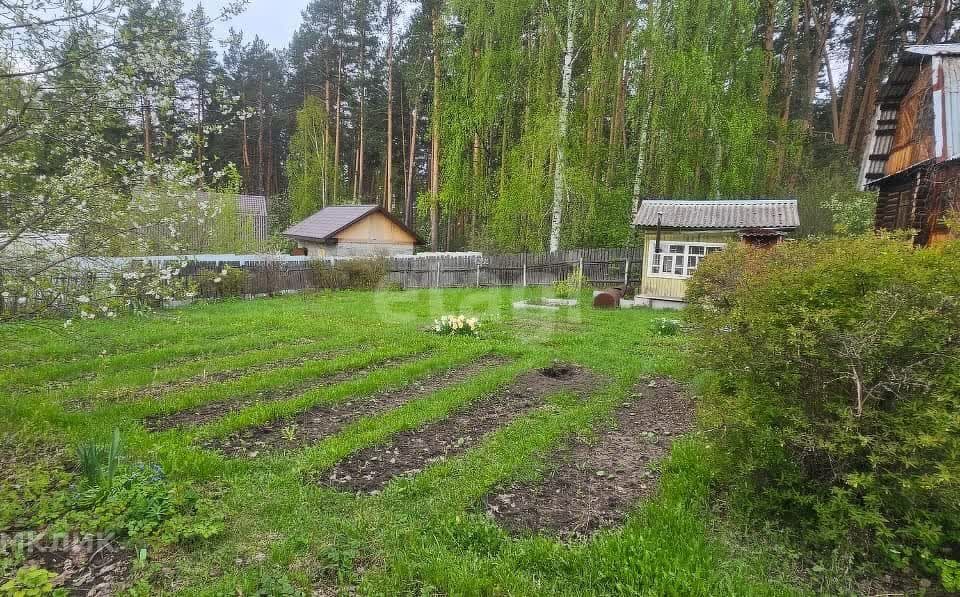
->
[283,205,380,240]
[907,43,960,56]
[632,200,800,229]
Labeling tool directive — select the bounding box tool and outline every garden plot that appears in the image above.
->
[127,346,348,402]
[204,354,510,458]
[484,377,694,538]
[144,353,428,431]
[322,363,601,494]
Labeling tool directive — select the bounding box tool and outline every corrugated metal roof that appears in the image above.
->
[284,205,380,240]
[937,56,960,159]
[907,43,960,56]
[632,200,800,229]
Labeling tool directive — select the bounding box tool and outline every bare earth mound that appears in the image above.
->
[202,354,510,458]
[143,353,426,431]
[484,377,694,539]
[321,364,602,494]
[12,535,132,596]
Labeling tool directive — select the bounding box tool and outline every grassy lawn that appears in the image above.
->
[1,289,803,595]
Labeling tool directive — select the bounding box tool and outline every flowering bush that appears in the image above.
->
[198,265,249,298]
[432,314,481,337]
[650,317,682,336]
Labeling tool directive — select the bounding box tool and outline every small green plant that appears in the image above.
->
[0,566,66,596]
[76,428,122,489]
[432,315,481,337]
[553,268,587,298]
[280,425,298,442]
[650,317,682,336]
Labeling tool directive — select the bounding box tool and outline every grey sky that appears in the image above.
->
[198,0,303,51]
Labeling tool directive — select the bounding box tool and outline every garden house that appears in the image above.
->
[859,43,960,246]
[632,199,800,309]
[284,205,421,257]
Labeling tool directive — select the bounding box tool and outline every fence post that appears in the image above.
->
[476,260,481,288]
[624,258,630,286]
[436,261,441,288]
[522,254,527,287]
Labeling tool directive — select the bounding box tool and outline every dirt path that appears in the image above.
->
[321,364,602,494]
[483,377,694,539]
[202,355,510,458]
[144,353,427,431]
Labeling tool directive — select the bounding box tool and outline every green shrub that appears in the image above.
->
[685,235,960,586]
[553,268,587,298]
[310,258,388,290]
[197,265,248,298]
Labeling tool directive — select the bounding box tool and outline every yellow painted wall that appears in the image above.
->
[335,211,417,245]
[639,231,737,300]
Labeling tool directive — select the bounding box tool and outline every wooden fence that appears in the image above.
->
[0,248,645,317]
[381,248,642,289]
[141,247,645,293]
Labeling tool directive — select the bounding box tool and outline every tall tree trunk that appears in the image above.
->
[761,0,776,107]
[837,6,866,145]
[405,107,418,227]
[550,0,575,253]
[356,6,366,202]
[256,74,265,194]
[429,5,441,251]
[334,51,342,203]
[780,0,800,124]
[802,0,833,129]
[384,1,395,212]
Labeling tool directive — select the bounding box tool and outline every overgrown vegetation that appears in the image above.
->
[0,289,805,594]
[309,258,389,290]
[686,236,960,589]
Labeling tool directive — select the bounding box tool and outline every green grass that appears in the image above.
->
[1,289,806,595]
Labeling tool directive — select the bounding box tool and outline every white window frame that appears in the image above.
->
[647,240,726,279]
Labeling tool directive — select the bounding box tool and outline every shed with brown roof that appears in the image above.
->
[283,205,421,257]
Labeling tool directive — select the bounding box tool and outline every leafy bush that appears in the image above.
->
[553,268,587,298]
[310,258,388,290]
[685,235,960,586]
[197,265,248,298]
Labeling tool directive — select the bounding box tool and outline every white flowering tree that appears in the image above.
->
[0,0,246,325]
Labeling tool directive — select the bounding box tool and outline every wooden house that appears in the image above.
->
[283,205,421,257]
[859,44,960,245]
[632,199,800,309]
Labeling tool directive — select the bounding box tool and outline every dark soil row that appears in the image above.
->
[483,377,694,538]
[202,354,510,458]
[321,363,602,494]
[143,353,428,431]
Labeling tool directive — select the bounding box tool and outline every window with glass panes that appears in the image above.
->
[648,241,725,278]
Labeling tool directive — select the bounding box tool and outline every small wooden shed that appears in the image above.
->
[283,205,421,257]
[632,199,799,309]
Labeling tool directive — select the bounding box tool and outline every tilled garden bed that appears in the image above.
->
[143,353,427,431]
[202,354,510,458]
[483,377,694,539]
[321,363,602,494]
[124,346,347,403]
